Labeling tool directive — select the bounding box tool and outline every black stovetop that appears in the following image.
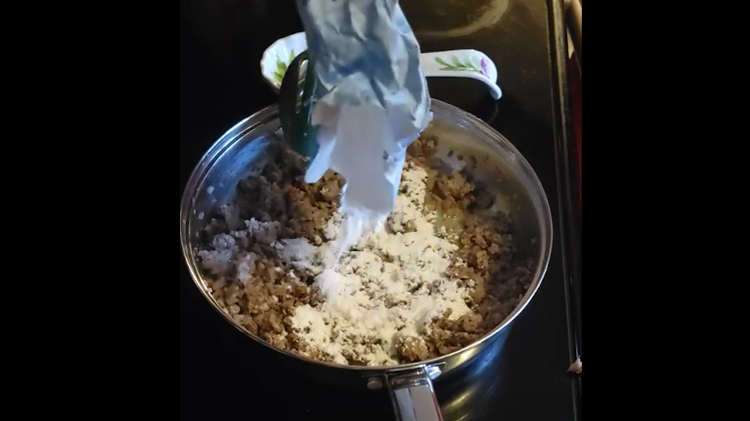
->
[180,1,582,420]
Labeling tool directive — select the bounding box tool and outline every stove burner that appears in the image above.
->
[402,0,511,39]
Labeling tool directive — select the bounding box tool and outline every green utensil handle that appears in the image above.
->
[279,50,319,158]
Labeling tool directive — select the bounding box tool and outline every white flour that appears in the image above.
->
[198,219,280,284]
[277,162,472,366]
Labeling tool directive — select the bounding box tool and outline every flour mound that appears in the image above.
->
[281,162,471,366]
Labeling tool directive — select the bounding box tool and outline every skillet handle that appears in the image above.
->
[388,367,444,421]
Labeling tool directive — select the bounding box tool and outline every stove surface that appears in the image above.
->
[180,1,581,420]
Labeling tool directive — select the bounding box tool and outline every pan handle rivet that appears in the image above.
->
[367,377,384,390]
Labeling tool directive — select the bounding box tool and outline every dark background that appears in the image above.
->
[180,0,581,419]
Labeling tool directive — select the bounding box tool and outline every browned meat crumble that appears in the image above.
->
[197,135,534,364]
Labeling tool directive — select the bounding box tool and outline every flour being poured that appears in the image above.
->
[295,0,433,253]
[277,162,472,366]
